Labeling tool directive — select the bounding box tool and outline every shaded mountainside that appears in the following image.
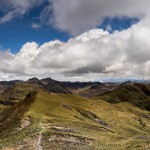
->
[0,77,71,101]
[1,82,40,100]
[62,81,103,89]
[41,78,71,94]
[0,78,119,99]
[27,77,71,94]
[0,80,21,86]
[96,82,150,111]
[63,81,119,98]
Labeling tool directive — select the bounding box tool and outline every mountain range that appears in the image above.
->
[0,78,150,149]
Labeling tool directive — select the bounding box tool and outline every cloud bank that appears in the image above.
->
[1,18,150,81]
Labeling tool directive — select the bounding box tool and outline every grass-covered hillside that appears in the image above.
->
[0,86,150,149]
[95,83,150,111]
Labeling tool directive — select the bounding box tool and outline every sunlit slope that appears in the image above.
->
[0,90,150,149]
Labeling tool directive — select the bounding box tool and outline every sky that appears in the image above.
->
[0,0,150,81]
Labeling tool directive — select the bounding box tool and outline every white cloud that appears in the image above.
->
[42,0,149,35]
[0,0,43,24]
[1,17,150,81]
[32,23,41,29]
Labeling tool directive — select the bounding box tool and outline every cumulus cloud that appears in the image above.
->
[42,0,149,35]
[0,0,43,24]
[1,17,150,81]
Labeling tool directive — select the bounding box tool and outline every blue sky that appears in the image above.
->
[0,19,70,54]
[0,2,70,54]
[100,17,139,32]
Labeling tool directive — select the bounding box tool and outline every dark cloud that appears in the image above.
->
[65,65,105,75]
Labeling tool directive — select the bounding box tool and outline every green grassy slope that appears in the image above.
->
[0,90,150,149]
[95,83,150,111]
[0,82,40,118]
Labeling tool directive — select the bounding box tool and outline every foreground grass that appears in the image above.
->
[0,90,150,149]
